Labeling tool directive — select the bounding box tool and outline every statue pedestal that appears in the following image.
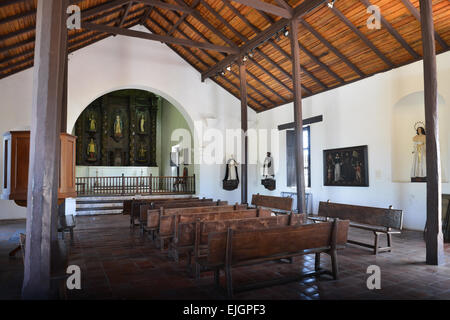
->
[411,177,427,183]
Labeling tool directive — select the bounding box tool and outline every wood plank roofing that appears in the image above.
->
[0,0,448,112]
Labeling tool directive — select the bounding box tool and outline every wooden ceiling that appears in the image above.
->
[0,0,449,112]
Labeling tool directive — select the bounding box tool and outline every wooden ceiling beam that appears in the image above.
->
[172,0,238,49]
[359,0,420,60]
[167,0,200,36]
[329,6,395,68]
[81,21,238,54]
[399,0,448,50]
[201,0,327,81]
[0,5,144,64]
[225,2,330,91]
[137,0,194,14]
[228,0,292,19]
[300,19,366,78]
[198,0,298,100]
[139,5,153,24]
[0,12,144,75]
[274,0,294,12]
[0,0,130,43]
[149,8,270,109]
[118,2,134,28]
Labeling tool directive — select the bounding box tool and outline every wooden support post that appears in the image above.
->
[239,61,248,205]
[290,18,306,213]
[420,0,444,265]
[22,0,68,299]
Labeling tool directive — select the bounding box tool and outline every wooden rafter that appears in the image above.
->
[329,5,395,68]
[148,8,268,110]
[400,0,448,50]
[300,18,366,78]
[228,0,292,19]
[81,21,239,53]
[359,0,420,60]
[201,0,327,81]
[117,1,133,27]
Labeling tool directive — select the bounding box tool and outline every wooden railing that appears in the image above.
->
[75,174,196,196]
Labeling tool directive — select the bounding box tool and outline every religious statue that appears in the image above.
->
[137,143,147,162]
[411,122,426,182]
[87,138,97,162]
[261,152,276,191]
[113,114,123,140]
[88,113,97,132]
[223,155,239,191]
[139,113,146,133]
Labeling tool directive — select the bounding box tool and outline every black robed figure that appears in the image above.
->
[223,156,239,191]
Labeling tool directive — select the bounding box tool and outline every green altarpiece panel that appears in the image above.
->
[74,90,158,167]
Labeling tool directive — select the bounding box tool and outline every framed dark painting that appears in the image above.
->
[323,145,369,187]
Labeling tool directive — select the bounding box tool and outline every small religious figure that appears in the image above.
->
[262,152,275,179]
[139,114,146,133]
[88,113,97,132]
[411,122,426,181]
[223,155,239,191]
[113,115,123,140]
[138,143,147,162]
[87,138,97,161]
[355,161,362,184]
[261,152,276,191]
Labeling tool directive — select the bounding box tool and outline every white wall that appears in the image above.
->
[253,51,450,231]
[0,25,253,219]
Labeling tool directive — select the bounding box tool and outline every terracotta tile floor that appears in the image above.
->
[1,214,450,300]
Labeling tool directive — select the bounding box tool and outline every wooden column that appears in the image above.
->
[22,0,68,299]
[60,52,68,134]
[290,18,306,213]
[420,0,444,265]
[239,61,248,204]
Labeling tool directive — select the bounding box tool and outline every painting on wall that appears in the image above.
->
[323,145,369,187]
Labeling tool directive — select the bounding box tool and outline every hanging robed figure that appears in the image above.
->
[223,156,239,191]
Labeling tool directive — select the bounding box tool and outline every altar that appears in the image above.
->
[76,166,159,178]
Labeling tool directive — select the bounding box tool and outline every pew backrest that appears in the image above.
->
[178,213,306,247]
[160,208,271,236]
[318,201,403,230]
[207,220,349,266]
[251,194,293,212]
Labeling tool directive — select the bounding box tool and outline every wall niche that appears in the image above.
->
[391,91,448,182]
[74,89,158,167]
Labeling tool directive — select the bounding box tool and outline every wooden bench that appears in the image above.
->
[198,219,349,298]
[168,208,276,261]
[129,198,212,228]
[181,213,307,278]
[141,203,241,236]
[310,201,403,254]
[156,207,269,251]
[251,194,293,214]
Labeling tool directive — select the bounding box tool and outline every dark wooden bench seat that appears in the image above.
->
[142,202,235,238]
[156,207,271,251]
[177,213,307,278]
[309,201,403,254]
[250,194,293,214]
[197,219,349,298]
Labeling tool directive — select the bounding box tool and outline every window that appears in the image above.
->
[286,127,311,188]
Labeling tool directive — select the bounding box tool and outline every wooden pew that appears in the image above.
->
[156,207,265,251]
[310,201,403,254]
[198,219,349,298]
[141,203,242,235]
[144,202,234,237]
[178,213,307,277]
[168,208,276,261]
[251,194,293,214]
[130,198,211,228]
[124,196,198,215]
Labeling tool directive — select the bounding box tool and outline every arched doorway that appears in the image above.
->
[72,89,196,198]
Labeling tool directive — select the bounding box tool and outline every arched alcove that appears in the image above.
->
[70,87,196,191]
[391,91,448,182]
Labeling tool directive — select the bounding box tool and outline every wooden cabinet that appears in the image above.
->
[2,131,77,207]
